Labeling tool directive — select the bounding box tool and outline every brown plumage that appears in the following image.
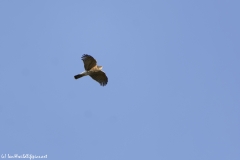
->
[74,54,108,86]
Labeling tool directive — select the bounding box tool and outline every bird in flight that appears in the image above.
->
[74,54,108,86]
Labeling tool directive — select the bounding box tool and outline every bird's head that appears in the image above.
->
[97,66,103,70]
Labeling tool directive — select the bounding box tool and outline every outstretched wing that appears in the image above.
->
[90,71,108,86]
[81,54,97,71]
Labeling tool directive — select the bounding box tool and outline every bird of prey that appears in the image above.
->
[74,54,108,86]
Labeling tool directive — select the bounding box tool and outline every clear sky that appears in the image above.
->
[0,1,239,160]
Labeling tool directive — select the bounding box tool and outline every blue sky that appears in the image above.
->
[0,1,239,160]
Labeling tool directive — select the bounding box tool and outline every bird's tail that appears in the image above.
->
[74,74,85,79]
